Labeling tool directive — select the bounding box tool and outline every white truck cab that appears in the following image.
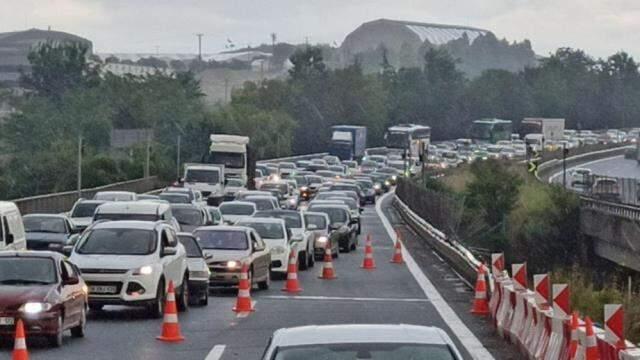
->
[0,201,26,250]
[182,163,225,206]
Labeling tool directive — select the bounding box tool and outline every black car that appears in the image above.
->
[307,205,358,252]
[23,214,80,251]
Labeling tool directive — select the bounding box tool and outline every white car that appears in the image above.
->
[68,199,107,231]
[261,324,463,359]
[224,178,247,201]
[93,201,180,231]
[93,191,137,202]
[235,218,290,275]
[177,232,210,306]
[68,221,189,318]
[218,201,257,224]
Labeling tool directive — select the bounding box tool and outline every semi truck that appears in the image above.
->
[328,125,367,161]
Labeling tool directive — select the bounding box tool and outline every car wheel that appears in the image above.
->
[258,269,270,290]
[308,250,315,267]
[48,314,63,347]
[298,251,309,270]
[199,291,209,306]
[88,303,103,312]
[177,275,189,312]
[70,306,86,338]
[148,280,165,319]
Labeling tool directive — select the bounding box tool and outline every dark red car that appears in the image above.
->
[0,251,87,347]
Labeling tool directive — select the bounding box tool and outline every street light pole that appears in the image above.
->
[176,135,181,180]
[77,134,82,198]
[562,143,567,188]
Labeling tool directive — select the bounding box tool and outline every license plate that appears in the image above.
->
[90,285,117,294]
[0,317,14,326]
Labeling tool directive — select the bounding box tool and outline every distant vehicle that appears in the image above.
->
[440,150,462,168]
[92,201,180,230]
[313,196,361,234]
[235,217,291,276]
[470,118,513,144]
[306,204,358,252]
[69,221,189,318]
[159,192,191,204]
[359,159,378,173]
[0,251,87,347]
[218,201,257,224]
[525,133,545,153]
[570,168,593,189]
[205,206,222,225]
[163,187,202,204]
[261,324,463,360]
[223,178,247,201]
[591,178,620,202]
[23,214,79,251]
[170,204,212,233]
[181,163,225,206]
[177,233,210,306]
[253,209,315,270]
[93,191,137,202]
[519,118,565,142]
[486,145,503,160]
[137,194,159,201]
[323,155,341,166]
[329,125,367,161]
[367,155,388,168]
[354,178,376,204]
[303,212,337,260]
[205,134,250,186]
[500,146,519,160]
[384,124,431,159]
[244,195,279,211]
[193,226,271,289]
[69,199,107,231]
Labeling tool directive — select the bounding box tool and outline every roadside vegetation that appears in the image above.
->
[415,162,640,342]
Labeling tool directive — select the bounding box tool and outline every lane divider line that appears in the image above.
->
[376,191,495,360]
[204,344,226,360]
[262,295,430,303]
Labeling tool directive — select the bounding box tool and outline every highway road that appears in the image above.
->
[1,193,517,360]
[550,155,640,183]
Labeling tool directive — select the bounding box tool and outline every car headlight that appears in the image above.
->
[20,302,52,314]
[271,246,286,255]
[384,180,391,186]
[226,260,239,269]
[133,265,154,275]
[300,186,308,191]
[288,198,297,205]
[392,175,397,181]
[373,184,381,190]
[316,236,328,244]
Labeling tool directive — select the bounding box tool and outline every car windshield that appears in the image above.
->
[246,198,274,211]
[304,214,327,230]
[237,221,284,239]
[93,213,160,222]
[172,207,204,226]
[0,258,57,285]
[255,211,303,229]
[94,192,134,201]
[178,235,203,258]
[356,180,372,189]
[261,183,288,194]
[327,198,357,210]
[71,202,101,218]
[194,230,248,250]
[24,216,66,233]
[77,228,157,255]
[159,193,191,204]
[207,209,221,224]
[361,160,377,167]
[185,169,220,183]
[306,176,322,184]
[220,203,255,215]
[312,207,348,224]
[272,343,456,360]
[227,179,244,187]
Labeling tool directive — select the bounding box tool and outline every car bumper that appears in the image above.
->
[270,253,288,273]
[82,273,159,305]
[0,311,61,336]
[188,279,209,295]
[209,271,242,286]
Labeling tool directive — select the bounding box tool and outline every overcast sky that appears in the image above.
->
[1,0,639,58]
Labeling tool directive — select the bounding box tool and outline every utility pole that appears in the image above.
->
[196,33,204,61]
[562,143,568,188]
[224,78,229,102]
[176,135,182,180]
[144,132,151,178]
[77,135,83,198]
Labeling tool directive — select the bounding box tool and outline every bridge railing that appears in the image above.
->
[581,196,640,221]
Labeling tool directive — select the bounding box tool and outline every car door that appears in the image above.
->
[60,260,82,328]
[159,228,180,288]
[249,230,268,279]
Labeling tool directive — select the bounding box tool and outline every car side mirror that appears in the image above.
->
[162,247,177,257]
[359,208,364,214]
[349,219,358,225]
[63,276,80,285]
[204,253,213,260]
[62,245,74,257]
[5,233,13,245]
[48,243,64,253]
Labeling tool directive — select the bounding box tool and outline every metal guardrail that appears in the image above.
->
[580,196,640,221]
[257,153,328,164]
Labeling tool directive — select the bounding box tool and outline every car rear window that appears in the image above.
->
[272,343,457,360]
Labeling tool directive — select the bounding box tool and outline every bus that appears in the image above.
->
[469,119,513,144]
[384,124,431,159]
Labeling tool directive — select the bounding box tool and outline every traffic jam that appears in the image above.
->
[1,128,468,359]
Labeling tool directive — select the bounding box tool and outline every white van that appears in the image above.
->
[0,201,27,250]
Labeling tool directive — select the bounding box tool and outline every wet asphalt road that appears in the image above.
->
[1,192,517,360]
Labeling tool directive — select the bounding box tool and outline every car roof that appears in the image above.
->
[245,195,278,201]
[0,250,65,260]
[237,217,285,225]
[193,225,248,232]
[23,213,68,219]
[91,220,160,230]
[310,204,350,211]
[270,324,452,347]
[96,201,169,214]
[96,191,135,195]
[255,209,299,215]
[169,204,201,210]
[76,199,108,205]
[219,201,256,207]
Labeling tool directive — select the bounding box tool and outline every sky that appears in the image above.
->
[1,0,639,59]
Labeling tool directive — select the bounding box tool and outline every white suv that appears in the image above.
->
[68,221,189,318]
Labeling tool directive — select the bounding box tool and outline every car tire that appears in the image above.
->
[177,274,189,312]
[70,306,86,338]
[258,269,270,290]
[298,251,308,270]
[199,291,209,306]
[88,303,103,312]
[148,280,165,319]
[48,314,63,347]
[308,251,315,267]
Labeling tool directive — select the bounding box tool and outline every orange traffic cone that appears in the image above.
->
[568,312,580,360]
[390,237,404,264]
[12,319,28,360]
[318,244,337,280]
[282,250,303,293]
[233,262,255,312]
[156,281,184,342]
[471,263,490,316]
[585,316,601,360]
[361,234,376,270]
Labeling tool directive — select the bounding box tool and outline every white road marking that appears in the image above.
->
[204,345,226,360]
[262,295,430,303]
[376,192,495,360]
